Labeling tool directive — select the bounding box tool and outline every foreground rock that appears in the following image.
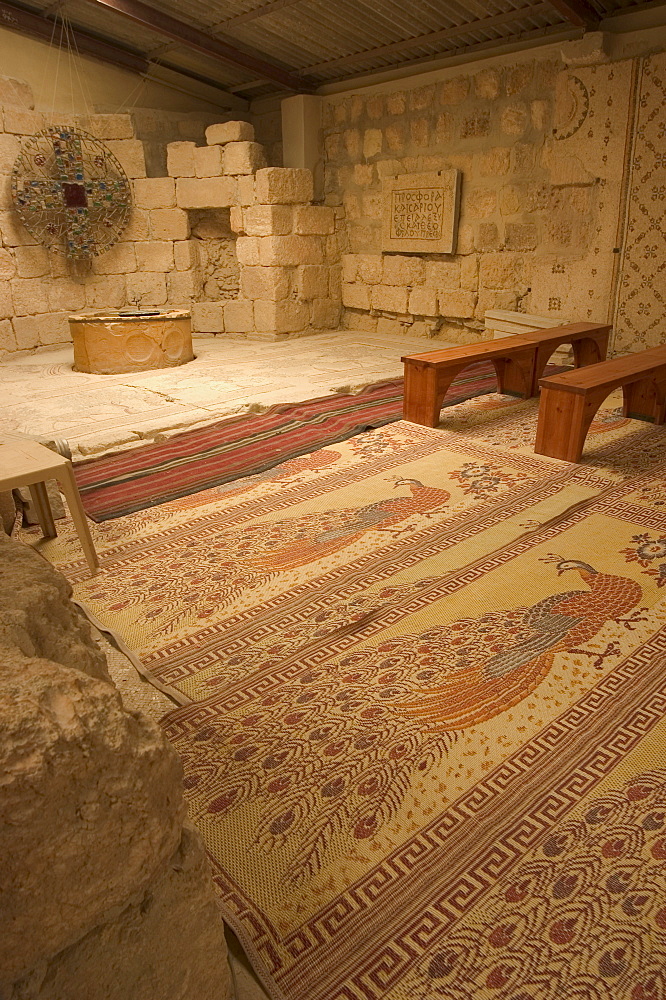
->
[0,535,231,999]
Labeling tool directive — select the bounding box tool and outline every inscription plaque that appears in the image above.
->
[382,169,461,254]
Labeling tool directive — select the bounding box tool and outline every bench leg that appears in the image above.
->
[28,481,57,538]
[535,387,608,463]
[623,378,666,424]
[571,332,608,369]
[403,363,460,427]
[57,463,100,576]
[493,349,535,398]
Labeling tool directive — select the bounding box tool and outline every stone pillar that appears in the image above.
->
[0,534,231,1000]
[281,95,324,200]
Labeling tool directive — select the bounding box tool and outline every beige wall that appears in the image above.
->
[320,32,665,353]
[0,25,231,117]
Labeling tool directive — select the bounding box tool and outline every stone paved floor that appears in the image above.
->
[0,329,454,460]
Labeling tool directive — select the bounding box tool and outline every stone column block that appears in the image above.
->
[11,278,48,315]
[240,265,291,301]
[205,121,255,145]
[254,299,310,334]
[135,241,175,272]
[236,175,256,206]
[11,315,40,349]
[133,178,176,210]
[383,255,425,286]
[191,300,225,333]
[296,264,329,300]
[0,317,17,353]
[229,206,244,234]
[85,276,127,310]
[0,133,20,171]
[168,270,202,303]
[223,141,266,176]
[235,237,261,266]
[258,235,323,266]
[0,247,16,280]
[223,299,254,333]
[150,208,190,241]
[14,245,50,278]
[173,240,200,271]
[92,243,137,275]
[342,283,372,310]
[310,297,341,330]
[255,167,314,205]
[438,289,477,317]
[38,312,70,345]
[480,252,525,289]
[47,280,86,311]
[371,284,409,313]
[2,109,45,135]
[424,260,461,289]
[122,209,151,242]
[176,177,237,209]
[194,144,225,177]
[85,113,134,140]
[242,205,293,236]
[106,139,147,178]
[126,272,168,306]
[0,282,12,320]
[293,206,335,235]
[0,210,38,247]
[409,288,439,316]
[167,141,197,177]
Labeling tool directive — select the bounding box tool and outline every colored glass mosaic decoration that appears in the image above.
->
[11,126,131,259]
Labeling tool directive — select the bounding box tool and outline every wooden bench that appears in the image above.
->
[535,345,666,463]
[401,321,610,428]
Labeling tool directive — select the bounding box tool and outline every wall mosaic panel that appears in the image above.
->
[613,53,666,355]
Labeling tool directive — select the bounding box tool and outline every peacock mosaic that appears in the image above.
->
[40,403,666,1000]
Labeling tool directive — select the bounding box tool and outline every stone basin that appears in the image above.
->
[69,309,194,374]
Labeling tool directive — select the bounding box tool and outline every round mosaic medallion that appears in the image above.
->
[11,125,132,259]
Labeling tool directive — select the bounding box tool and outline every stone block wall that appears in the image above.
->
[323,48,635,345]
[0,532,231,999]
[0,78,341,355]
[167,124,342,340]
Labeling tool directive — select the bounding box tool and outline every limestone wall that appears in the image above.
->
[0,533,231,999]
[323,42,658,349]
[0,80,341,354]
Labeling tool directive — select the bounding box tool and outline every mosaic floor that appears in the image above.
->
[0,330,454,460]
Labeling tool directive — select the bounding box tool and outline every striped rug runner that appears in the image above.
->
[74,362,500,521]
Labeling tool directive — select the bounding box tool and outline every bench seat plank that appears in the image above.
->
[401,321,610,428]
[535,345,666,463]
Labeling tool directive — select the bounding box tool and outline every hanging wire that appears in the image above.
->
[62,9,96,117]
[50,17,66,117]
[35,5,61,117]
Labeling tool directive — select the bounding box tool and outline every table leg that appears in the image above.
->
[28,481,57,538]
[57,463,99,575]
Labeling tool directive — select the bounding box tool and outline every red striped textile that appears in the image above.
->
[74,363,499,520]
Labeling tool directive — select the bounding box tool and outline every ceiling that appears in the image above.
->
[1,0,665,106]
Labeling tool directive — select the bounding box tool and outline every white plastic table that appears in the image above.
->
[0,437,99,575]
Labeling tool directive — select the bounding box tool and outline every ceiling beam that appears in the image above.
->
[305,2,554,74]
[0,0,148,74]
[547,0,599,28]
[213,0,303,29]
[78,0,314,91]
